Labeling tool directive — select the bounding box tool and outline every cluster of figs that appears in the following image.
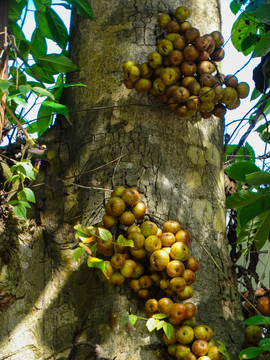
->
[93,185,225,360]
[123,5,250,119]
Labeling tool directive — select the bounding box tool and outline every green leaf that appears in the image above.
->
[33,0,52,11]
[237,208,270,250]
[98,228,112,241]
[225,161,262,182]
[32,87,55,100]
[36,103,54,136]
[152,313,167,320]
[50,82,86,89]
[250,87,262,101]
[156,320,166,331]
[128,314,137,325]
[163,322,174,340]
[0,80,12,93]
[45,7,69,49]
[239,347,265,359]
[42,101,69,117]
[230,1,241,15]
[237,194,270,228]
[13,204,27,220]
[24,64,55,84]
[226,190,265,209]
[8,95,27,108]
[244,143,255,163]
[73,247,84,261]
[218,341,231,360]
[74,225,93,239]
[246,171,270,185]
[17,188,36,203]
[253,4,270,25]
[241,315,270,326]
[116,235,134,247]
[225,144,254,163]
[253,31,270,57]
[146,318,159,332]
[37,54,79,74]
[8,0,27,22]
[16,161,36,179]
[30,28,47,59]
[231,13,258,55]
[67,0,94,19]
[256,121,270,144]
[259,338,270,350]
[19,85,31,96]
[87,256,106,271]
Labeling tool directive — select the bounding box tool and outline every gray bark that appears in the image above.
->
[0,1,244,359]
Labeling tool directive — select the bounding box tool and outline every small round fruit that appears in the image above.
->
[168,344,177,357]
[173,86,190,102]
[138,275,153,289]
[158,297,174,317]
[174,36,187,51]
[110,272,125,285]
[184,353,197,360]
[185,27,200,42]
[180,21,192,34]
[145,298,158,315]
[191,340,210,357]
[131,262,144,278]
[170,277,186,292]
[157,39,174,56]
[211,30,224,48]
[224,74,238,88]
[168,50,184,66]
[129,278,140,292]
[119,211,136,226]
[144,235,162,252]
[183,44,199,61]
[167,260,185,277]
[120,259,136,277]
[175,229,191,245]
[134,78,152,93]
[170,242,190,261]
[183,269,196,285]
[161,67,180,85]
[130,248,146,260]
[199,86,215,102]
[137,289,150,299]
[180,61,197,76]
[177,285,194,300]
[244,325,263,344]
[128,231,145,250]
[210,48,225,62]
[139,62,154,78]
[167,20,181,34]
[124,65,140,82]
[105,197,126,217]
[131,202,146,219]
[163,220,181,234]
[160,232,176,247]
[175,6,190,22]
[150,249,170,271]
[163,327,177,345]
[121,188,140,205]
[102,214,117,229]
[158,13,171,29]
[194,325,213,341]
[236,82,250,98]
[176,325,194,345]
[153,77,167,94]
[185,302,196,319]
[207,346,223,360]
[110,253,126,269]
[197,61,216,75]
[257,296,270,316]
[212,103,227,117]
[141,221,158,237]
[148,52,163,69]
[170,303,187,324]
[222,87,238,105]
[111,185,126,197]
[175,344,191,360]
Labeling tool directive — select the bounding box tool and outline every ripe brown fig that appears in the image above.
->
[167,20,181,34]
[110,253,126,269]
[144,235,162,252]
[177,285,194,300]
[163,220,181,233]
[186,96,201,111]
[160,232,176,246]
[257,296,270,316]
[122,187,140,205]
[111,185,126,197]
[224,74,238,88]
[173,87,190,102]
[212,103,227,117]
[180,61,197,76]
[185,302,196,319]
[102,214,117,229]
[185,27,200,42]
[191,340,210,357]
[150,249,170,271]
[127,231,145,250]
[158,297,174,317]
[211,30,224,48]
[145,298,158,315]
[180,21,192,35]
[183,44,200,61]
[168,50,184,66]
[210,48,225,62]
[137,289,150,299]
[181,76,196,88]
[119,211,136,226]
[170,277,186,292]
[138,274,153,289]
[129,278,140,292]
[203,34,216,54]
[174,36,188,51]
[175,229,192,245]
[188,81,201,95]
[200,74,215,87]
[197,61,216,75]
[131,201,146,219]
[105,197,126,217]
[167,259,185,277]
[175,105,189,117]
[170,303,187,324]
[183,269,196,285]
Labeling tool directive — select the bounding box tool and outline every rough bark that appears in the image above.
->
[0,1,244,359]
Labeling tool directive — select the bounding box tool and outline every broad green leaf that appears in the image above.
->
[225,161,262,182]
[116,235,125,245]
[36,103,53,136]
[30,28,47,59]
[259,338,270,350]
[17,188,36,203]
[246,171,270,185]
[11,175,20,184]
[146,318,159,332]
[253,31,270,57]
[230,1,241,15]
[231,13,258,55]
[244,143,255,163]
[24,64,55,84]
[33,0,51,11]
[226,190,265,209]
[87,256,106,271]
[45,7,69,49]
[218,341,231,360]
[163,322,174,340]
[237,194,270,228]
[74,225,93,239]
[19,85,31,96]
[241,315,270,326]
[13,204,27,220]
[35,9,54,40]
[256,121,270,144]
[98,228,112,241]
[237,208,270,250]
[239,347,265,359]
[37,54,79,74]
[8,0,27,22]
[0,80,12,93]
[73,247,84,261]
[18,161,36,179]
[10,22,27,44]
[225,144,254,163]
[32,87,55,100]
[42,101,69,117]
[16,200,32,209]
[152,313,167,320]
[156,320,166,331]
[9,67,27,86]
[253,4,270,24]
[50,82,86,89]
[250,87,261,101]
[128,314,137,325]
[67,0,94,19]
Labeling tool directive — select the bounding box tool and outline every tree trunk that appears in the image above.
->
[0,1,244,359]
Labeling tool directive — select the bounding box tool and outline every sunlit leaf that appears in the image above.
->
[163,322,174,340]
[225,161,262,182]
[32,87,55,100]
[17,188,36,203]
[42,101,69,117]
[98,228,112,241]
[231,12,258,55]
[45,7,69,49]
[152,313,167,320]
[241,315,270,326]
[73,247,84,261]
[87,256,106,271]
[218,341,231,360]
[37,54,79,74]
[239,346,265,359]
[13,204,27,220]
[128,314,137,325]
[0,80,12,93]
[74,225,93,239]
[146,318,159,332]
[156,320,166,331]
